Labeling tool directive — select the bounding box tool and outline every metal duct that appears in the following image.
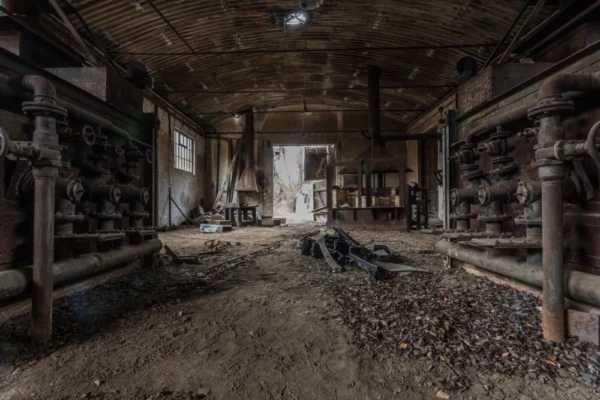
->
[235,110,259,192]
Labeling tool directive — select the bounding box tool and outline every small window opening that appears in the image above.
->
[173,130,195,174]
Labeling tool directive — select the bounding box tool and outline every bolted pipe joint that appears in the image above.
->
[516,181,541,206]
[58,178,85,204]
[121,185,150,205]
[477,180,519,206]
[450,187,478,206]
[450,143,480,165]
[84,181,123,205]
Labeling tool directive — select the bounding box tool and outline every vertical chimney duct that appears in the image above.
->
[235,109,259,192]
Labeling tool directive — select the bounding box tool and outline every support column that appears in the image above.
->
[368,66,382,145]
[357,160,363,207]
[365,162,372,207]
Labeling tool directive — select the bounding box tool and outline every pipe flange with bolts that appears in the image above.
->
[22,100,67,119]
[527,98,575,120]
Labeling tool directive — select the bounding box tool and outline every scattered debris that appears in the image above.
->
[436,390,450,399]
[164,245,201,264]
[300,228,429,279]
[200,224,233,233]
[305,232,600,390]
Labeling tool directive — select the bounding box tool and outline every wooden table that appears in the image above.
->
[224,205,258,227]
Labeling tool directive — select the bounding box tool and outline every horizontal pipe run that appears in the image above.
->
[538,73,600,100]
[0,239,162,302]
[58,98,133,147]
[436,240,600,309]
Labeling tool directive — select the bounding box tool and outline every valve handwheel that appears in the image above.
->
[145,149,153,164]
[81,125,97,146]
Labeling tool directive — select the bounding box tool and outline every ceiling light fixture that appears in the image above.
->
[285,12,307,26]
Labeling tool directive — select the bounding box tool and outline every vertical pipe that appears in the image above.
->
[357,160,363,207]
[31,166,57,343]
[21,76,63,344]
[326,164,334,209]
[168,186,172,227]
[368,66,382,144]
[152,104,158,228]
[365,162,372,207]
[216,133,221,199]
[540,165,565,342]
[536,112,567,342]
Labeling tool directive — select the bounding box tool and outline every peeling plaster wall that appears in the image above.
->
[151,100,207,227]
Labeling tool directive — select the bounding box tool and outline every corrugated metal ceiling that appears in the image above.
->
[61,0,554,127]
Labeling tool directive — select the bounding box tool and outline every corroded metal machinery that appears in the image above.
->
[0,50,161,342]
[438,71,600,343]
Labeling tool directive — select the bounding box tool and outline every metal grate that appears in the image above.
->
[173,130,195,174]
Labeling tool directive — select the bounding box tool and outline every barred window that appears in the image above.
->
[173,130,195,174]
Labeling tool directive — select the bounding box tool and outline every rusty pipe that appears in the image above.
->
[31,166,58,343]
[527,72,600,342]
[477,180,519,206]
[538,73,600,101]
[19,75,63,343]
[0,239,162,302]
[463,82,596,146]
[436,240,600,309]
[465,104,531,144]
[540,167,565,342]
[0,73,134,148]
[22,75,58,102]
[59,99,133,147]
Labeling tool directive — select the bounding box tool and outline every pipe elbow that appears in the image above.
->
[22,75,57,102]
[538,73,600,101]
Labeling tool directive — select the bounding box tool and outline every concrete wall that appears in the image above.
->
[149,99,207,227]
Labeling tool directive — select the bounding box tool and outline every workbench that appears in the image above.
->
[224,205,258,227]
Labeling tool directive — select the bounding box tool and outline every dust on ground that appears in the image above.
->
[0,224,597,400]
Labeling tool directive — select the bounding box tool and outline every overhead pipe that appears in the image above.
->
[0,73,134,148]
[436,241,600,309]
[59,98,133,148]
[463,83,592,146]
[0,239,162,302]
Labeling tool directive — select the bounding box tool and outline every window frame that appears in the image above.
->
[173,129,195,175]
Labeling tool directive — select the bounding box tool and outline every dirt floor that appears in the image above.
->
[0,224,598,399]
